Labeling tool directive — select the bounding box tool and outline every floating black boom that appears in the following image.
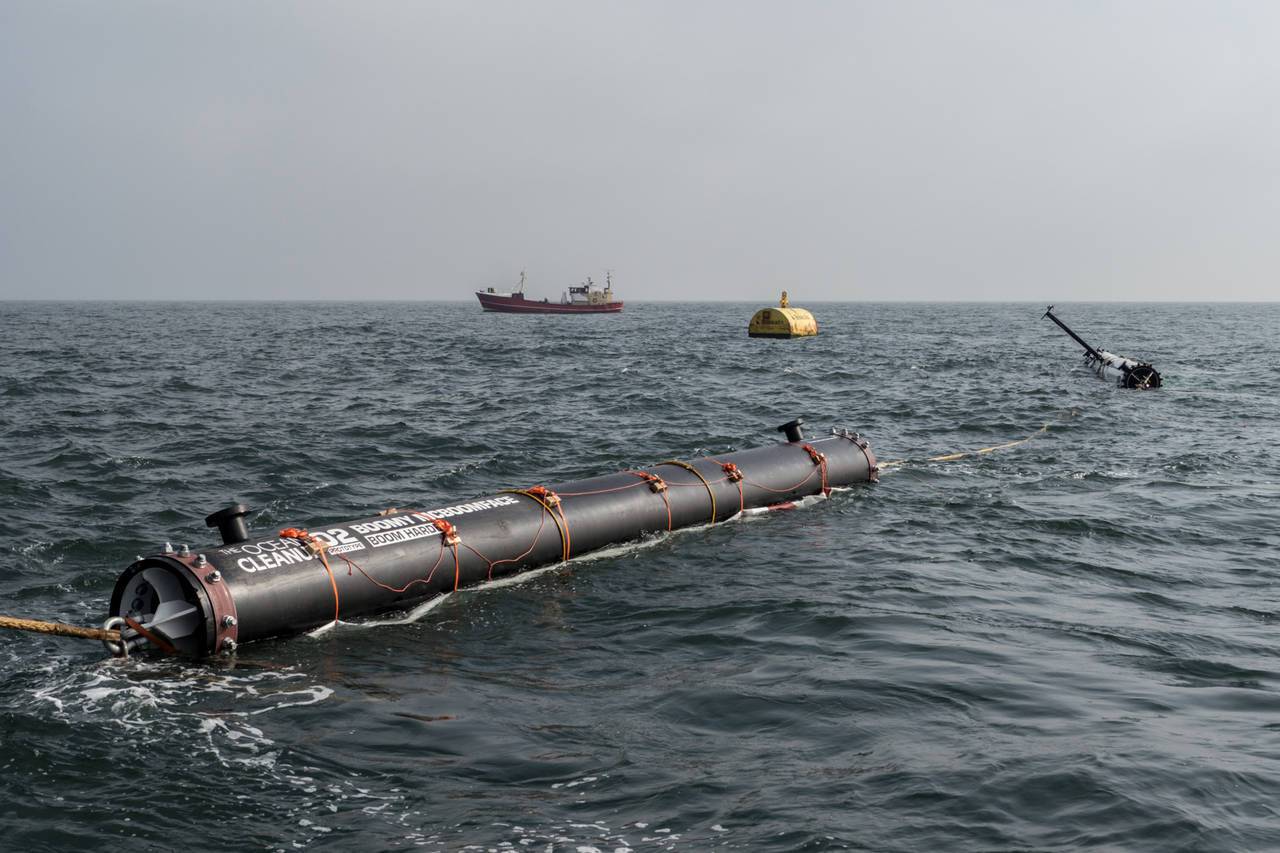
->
[106,422,878,657]
[1043,306,1161,389]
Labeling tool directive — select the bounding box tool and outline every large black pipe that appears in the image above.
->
[107,425,878,657]
[1043,306,1162,389]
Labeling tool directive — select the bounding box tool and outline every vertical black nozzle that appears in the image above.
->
[776,418,805,443]
[205,503,251,546]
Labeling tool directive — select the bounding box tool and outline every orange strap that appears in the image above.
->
[394,513,468,591]
[502,487,571,562]
[801,444,831,497]
[527,485,560,507]
[720,462,745,515]
[280,528,341,625]
[658,460,718,524]
[428,519,463,589]
[627,470,668,493]
[627,471,672,530]
[431,518,460,545]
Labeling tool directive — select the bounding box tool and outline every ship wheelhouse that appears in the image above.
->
[562,274,616,305]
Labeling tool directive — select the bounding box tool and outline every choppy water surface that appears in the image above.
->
[1,301,1277,851]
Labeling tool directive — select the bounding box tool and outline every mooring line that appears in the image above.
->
[877,408,1079,471]
[0,614,121,643]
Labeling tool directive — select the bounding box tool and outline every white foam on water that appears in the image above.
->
[305,593,452,637]
[18,540,55,556]
[25,655,338,785]
[552,774,602,790]
[246,683,333,715]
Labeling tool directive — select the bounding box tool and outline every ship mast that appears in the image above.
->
[517,270,526,294]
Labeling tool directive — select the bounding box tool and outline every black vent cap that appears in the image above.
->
[205,503,251,546]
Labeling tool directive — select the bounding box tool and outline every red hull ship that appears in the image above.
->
[476,272,623,314]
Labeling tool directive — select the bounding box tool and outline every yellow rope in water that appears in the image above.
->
[878,410,1077,471]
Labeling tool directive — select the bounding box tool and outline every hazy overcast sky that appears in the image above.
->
[2,2,1278,301]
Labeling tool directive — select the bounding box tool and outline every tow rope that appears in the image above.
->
[878,410,1079,471]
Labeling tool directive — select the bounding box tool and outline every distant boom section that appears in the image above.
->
[1042,306,1162,389]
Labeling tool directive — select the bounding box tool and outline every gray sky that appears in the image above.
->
[2,1,1278,301]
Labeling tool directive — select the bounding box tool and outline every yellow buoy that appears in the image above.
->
[748,291,818,338]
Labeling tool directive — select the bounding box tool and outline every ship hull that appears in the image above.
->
[476,292,623,314]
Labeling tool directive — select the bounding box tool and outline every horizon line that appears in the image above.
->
[3,297,1278,305]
